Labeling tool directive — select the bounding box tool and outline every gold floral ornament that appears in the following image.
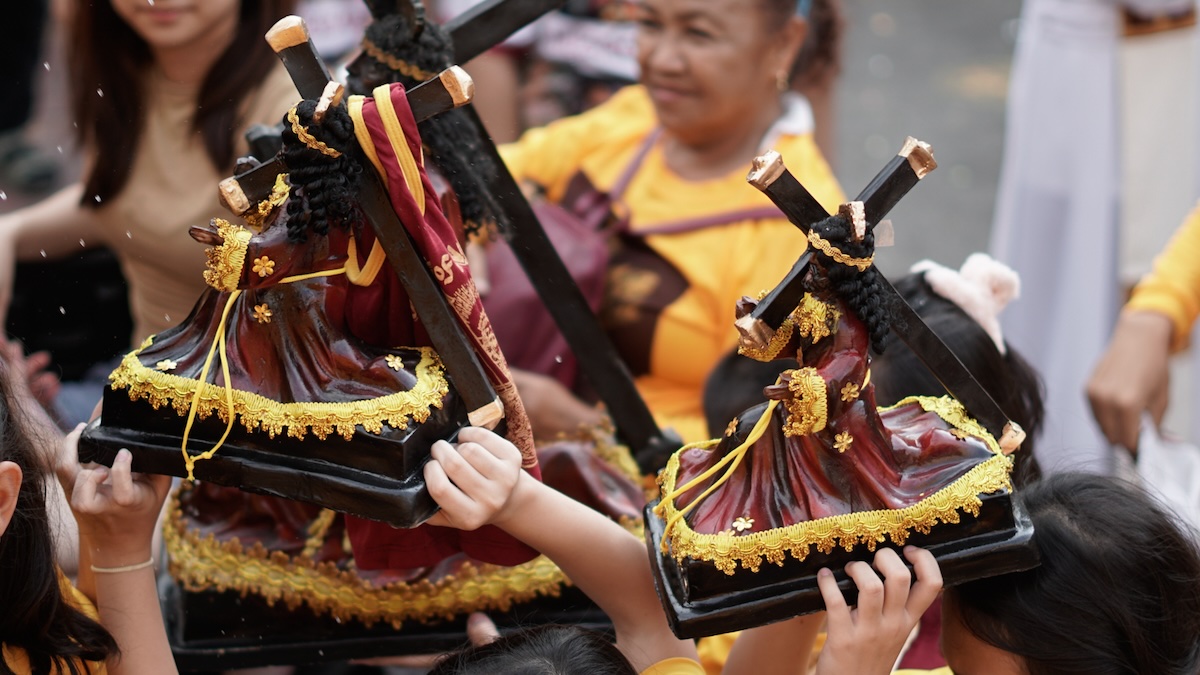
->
[782,367,828,437]
[155,359,177,372]
[203,218,252,293]
[834,431,853,453]
[385,354,405,371]
[253,304,272,324]
[252,256,276,278]
[725,417,740,438]
[840,382,860,403]
[732,516,755,533]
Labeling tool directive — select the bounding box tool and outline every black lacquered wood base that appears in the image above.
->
[158,573,610,671]
[645,489,1039,639]
[78,384,472,527]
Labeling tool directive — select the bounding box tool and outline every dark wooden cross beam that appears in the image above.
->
[443,0,566,64]
[253,16,503,429]
[219,67,473,215]
[742,147,1024,453]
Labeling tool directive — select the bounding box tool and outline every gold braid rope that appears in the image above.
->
[288,107,342,158]
[808,231,873,271]
[360,38,437,82]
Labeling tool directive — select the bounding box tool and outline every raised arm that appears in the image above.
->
[424,426,697,672]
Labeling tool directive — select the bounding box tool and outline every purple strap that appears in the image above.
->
[608,129,785,236]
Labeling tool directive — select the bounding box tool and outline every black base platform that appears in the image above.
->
[645,489,1039,639]
[159,573,610,671]
[78,382,472,527]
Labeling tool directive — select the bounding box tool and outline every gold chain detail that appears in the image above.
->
[164,484,644,628]
[202,218,252,292]
[360,38,437,81]
[782,367,828,437]
[109,340,449,441]
[301,509,337,559]
[244,174,291,229]
[808,231,873,271]
[288,107,342,158]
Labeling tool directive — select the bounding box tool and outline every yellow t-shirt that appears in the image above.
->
[1,573,108,674]
[641,656,707,675]
[503,86,845,442]
[1126,200,1200,351]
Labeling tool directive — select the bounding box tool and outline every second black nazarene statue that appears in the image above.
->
[645,145,1040,638]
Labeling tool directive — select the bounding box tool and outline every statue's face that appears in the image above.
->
[345,51,393,96]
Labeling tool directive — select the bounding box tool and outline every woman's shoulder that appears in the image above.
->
[639,656,707,675]
[243,62,299,129]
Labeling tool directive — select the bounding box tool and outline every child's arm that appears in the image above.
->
[722,613,825,675]
[61,429,176,675]
[813,546,942,675]
[424,426,698,672]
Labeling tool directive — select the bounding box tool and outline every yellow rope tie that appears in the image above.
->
[360,38,437,82]
[288,107,342,158]
[178,265,352,479]
[808,231,873,271]
[655,399,781,552]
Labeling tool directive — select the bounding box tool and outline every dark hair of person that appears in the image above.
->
[809,213,891,352]
[345,1,501,238]
[428,624,638,675]
[0,367,119,674]
[278,99,362,243]
[948,473,1200,675]
[703,350,799,438]
[758,0,843,89]
[68,0,297,207]
[870,273,1045,484]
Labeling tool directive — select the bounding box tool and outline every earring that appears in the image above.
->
[776,71,789,93]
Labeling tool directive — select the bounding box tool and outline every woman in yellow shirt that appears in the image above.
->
[500,0,844,444]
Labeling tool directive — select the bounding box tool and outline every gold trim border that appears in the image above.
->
[164,485,645,629]
[655,395,1012,574]
[109,338,449,441]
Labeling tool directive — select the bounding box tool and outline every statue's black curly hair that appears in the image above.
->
[345,3,501,237]
[809,213,891,352]
[279,99,362,242]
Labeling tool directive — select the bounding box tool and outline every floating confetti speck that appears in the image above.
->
[96,88,104,97]
[43,62,50,71]
[59,307,66,315]
[39,250,46,258]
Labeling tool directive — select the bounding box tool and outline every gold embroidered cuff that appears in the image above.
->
[782,367,828,437]
[203,218,253,292]
[360,37,437,82]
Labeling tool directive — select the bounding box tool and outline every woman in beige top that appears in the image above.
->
[0,0,298,347]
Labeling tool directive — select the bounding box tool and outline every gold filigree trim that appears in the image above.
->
[360,37,437,82]
[782,367,828,437]
[109,339,449,441]
[808,231,873,271]
[793,293,840,344]
[202,218,252,292]
[163,485,644,628]
[243,174,290,230]
[654,394,1011,574]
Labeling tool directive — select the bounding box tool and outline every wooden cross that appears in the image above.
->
[234,16,505,428]
[742,143,1024,452]
[226,4,682,472]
